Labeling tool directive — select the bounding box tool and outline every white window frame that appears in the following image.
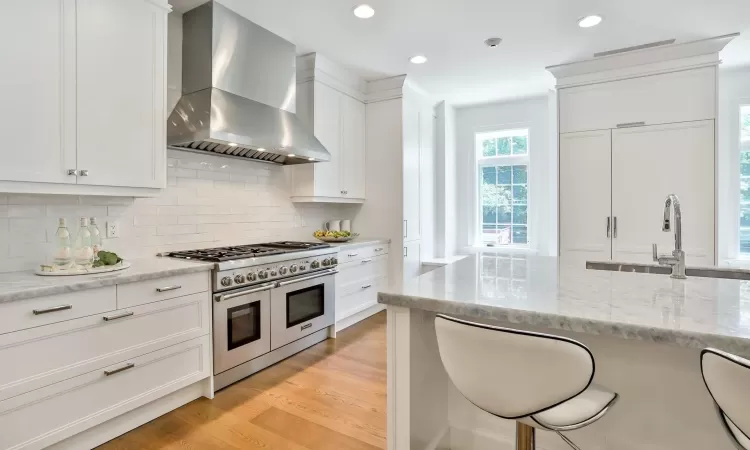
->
[474,127,531,249]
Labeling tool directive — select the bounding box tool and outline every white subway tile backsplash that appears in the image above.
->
[0,152,357,273]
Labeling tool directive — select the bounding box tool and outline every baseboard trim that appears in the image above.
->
[336,302,385,332]
[448,426,515,450]
[49,380,208,449]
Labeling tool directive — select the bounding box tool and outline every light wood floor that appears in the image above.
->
[97,312,387,450]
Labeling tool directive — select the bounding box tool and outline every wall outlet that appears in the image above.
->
[106,221,120,239]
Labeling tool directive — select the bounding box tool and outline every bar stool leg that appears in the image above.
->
[516,422,535,450]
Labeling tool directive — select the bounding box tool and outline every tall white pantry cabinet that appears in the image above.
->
[551,35,737,267]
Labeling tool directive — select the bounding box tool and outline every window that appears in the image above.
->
[740,106,750,254]
[476,128,529,247]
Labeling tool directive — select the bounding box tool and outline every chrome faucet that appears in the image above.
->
[652,194,686,279]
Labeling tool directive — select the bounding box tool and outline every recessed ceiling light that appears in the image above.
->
[353,4,375,19]
[409,55,427,64]
[578,15,603,28]
[309,157,315,161]
[228,142,237,146]
[484,37,503,48]
[257,147,265,152]
[288,154,296,157]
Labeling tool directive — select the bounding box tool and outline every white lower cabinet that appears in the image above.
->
[335,244,389,327]
[0,336,210,450]
[0,274,212,449]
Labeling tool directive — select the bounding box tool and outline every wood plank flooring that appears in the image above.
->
[97,312,387,450]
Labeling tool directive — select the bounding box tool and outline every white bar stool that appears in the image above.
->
[434,314,619,450]
[701,348,750,450]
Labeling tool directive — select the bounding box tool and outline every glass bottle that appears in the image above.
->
[53,218,72,269]
[74,217,94,267]
[89,217,102,259]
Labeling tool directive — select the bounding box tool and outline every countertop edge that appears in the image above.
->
[327,238,391,251]
[0,263,213,304]
[377,292,750,353]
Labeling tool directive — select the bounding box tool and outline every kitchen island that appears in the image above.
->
[378,252,750,450]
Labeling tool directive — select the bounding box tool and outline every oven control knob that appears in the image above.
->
[331,257,338,265]
[234,274,245,284]
[300,264,307,271]
[289,264,298,273]
[257,270,268,279]
[247,272,257,281]
[279,266,288,275]
[270,269,278,276]
[322,258,330,267]
[220,276,232,287]
[310,261,320,269]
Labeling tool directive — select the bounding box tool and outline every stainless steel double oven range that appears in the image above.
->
[165,241,338,390]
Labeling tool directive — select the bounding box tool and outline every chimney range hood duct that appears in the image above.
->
[167,1,330,165]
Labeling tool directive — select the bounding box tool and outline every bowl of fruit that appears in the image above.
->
[313,230,359,242]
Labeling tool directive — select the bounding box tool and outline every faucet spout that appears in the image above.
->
[663,194,682,251]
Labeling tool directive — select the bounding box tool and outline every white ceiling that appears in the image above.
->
[169,0,750,106]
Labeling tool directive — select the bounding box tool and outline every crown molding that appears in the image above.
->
[365,75,407,103]
[296,53,367,102]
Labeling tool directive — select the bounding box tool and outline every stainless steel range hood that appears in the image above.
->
[167,1,330,165]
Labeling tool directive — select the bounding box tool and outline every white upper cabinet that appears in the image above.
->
[0,0,77,184]
[402,98,422,243]
[559,67,716,133]
[0,0,168,195]
[76,0,167,189]
[291,53,367,203]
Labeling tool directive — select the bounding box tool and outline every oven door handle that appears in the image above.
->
[215,282,276,303]
[275,269,338,287]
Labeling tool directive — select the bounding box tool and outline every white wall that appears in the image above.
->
[454,96,556,255]
[434,102,458,258]
[718,66,750,262]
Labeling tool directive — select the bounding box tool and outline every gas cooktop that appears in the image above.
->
[165,241,330,262]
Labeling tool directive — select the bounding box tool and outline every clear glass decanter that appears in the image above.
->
[74,217,94,267]
[53,218,72,269]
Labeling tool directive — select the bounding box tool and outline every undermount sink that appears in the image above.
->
[586,261,750,281]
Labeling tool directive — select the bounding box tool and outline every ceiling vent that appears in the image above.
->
[594,39,676,58]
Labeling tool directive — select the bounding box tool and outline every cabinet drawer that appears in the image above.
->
[0,287,116,335]
[559,67,715,133]
[337,276,388,321]
[0,292,209,402]
[337,254,389,287]
[0,336,210,450]
[117,272,209,308]
[338,243,389,264]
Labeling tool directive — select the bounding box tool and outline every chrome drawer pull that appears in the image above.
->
[347,253,359,257]
[374,247,384,252]
[33,304,72,315]
[301,323,312,330]
[361,259,373,264]
[616,121,645,128]
[156,285,182,293]
[104,363,135,376]
[362,284,373,289]
[103,311,134,321]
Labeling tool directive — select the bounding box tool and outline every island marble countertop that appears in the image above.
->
[378,253,750,353]
[0,257,214,304]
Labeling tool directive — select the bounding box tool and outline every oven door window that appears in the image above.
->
[286,284,325,328]
[227,301,262,351]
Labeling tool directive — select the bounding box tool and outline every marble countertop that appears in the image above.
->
[324,238,390,251]
[0,257,213,303]
[378,253,750,353]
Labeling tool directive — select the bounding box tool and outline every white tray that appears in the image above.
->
[35,261,131,276]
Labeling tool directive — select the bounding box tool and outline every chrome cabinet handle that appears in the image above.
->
[68,169,78,176]
[103,311,134,321]
[616,121,645,128]
[275,269,338,287]
[404,246,408,257]
[79,169,89,176]
[361,259,373,264]
[104,363,135,376]
[156,285,182,293]
[215,283,275,302]
[301,323,312,330]
[374,247,384,252]
[606,217,611,238]
[404,220,407,238]
[613,217,618,238]
[33,304,72,315]
[347,253,359,257]
[362,284,373,289]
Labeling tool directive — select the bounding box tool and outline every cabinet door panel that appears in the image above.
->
[403,241,421,282]
[403,101,421,242]
[612,121,715,265]
[559,130,612,266]
[0,0,76,184]
[342,95,366,199]
[76,0,166,188]
[313,82,342,197]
